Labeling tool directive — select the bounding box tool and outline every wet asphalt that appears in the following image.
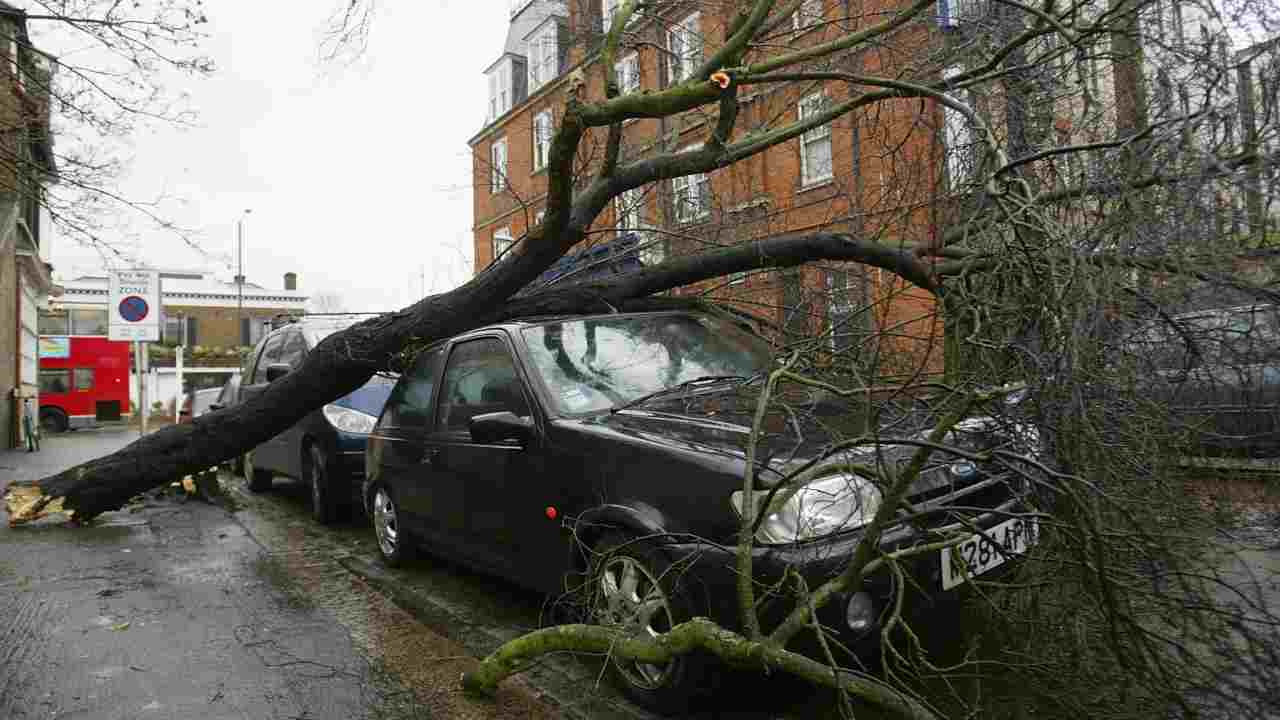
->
[0,429,544,720]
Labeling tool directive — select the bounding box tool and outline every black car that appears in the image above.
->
[239,316,395,522]
[363,310,1037,712]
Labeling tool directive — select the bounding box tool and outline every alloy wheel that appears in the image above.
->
[372,488,399,559]
[595,555,677,690]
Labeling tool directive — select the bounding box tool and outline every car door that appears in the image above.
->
[426,335,555,581]
[239,332,286,469]
[275,330,310,478]
[371,344,447,538]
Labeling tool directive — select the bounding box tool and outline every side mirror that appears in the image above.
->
[266,363,292,383]
[469,411,534,445]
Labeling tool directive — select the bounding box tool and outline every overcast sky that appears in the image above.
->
[43,1,509,312]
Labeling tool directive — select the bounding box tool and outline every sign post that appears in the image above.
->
[109,270,160,435]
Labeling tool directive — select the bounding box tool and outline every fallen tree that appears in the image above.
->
[10,0,1280,718]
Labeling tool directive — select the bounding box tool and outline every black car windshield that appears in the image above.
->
[521,313,774,415]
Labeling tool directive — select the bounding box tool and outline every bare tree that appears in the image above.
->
[8,0,1280,717]
[0,0,215,258]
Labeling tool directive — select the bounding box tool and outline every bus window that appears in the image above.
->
[40,369,70,394]
[73,368,94,391]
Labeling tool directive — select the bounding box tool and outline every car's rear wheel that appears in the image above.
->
[306,445,336,525]
[39,407,68,434]
[371,485,410,566]
[588,532,712,713]
[244,451,272,493]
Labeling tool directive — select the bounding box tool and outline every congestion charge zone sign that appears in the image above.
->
[108,270,160,342]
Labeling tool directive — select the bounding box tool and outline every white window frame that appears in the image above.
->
[938,0,981,28]
[940,66,975,187]
[667,13,703,85]
[793,0,824,30]
[532,110,553,172]
[603,0,619,32]
[493,227,514,263]
[490,137,508,193]
[602,0,639,32]
[614,51,640,95]
[798,92,833,185]
[671,148,710,223]
[487,59,513,123]
[528,23,559,92]
[488,72,499,122]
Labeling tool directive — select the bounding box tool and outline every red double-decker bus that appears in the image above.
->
[38,328,131,433]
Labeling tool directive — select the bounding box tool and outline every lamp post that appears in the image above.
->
[235,209,252,346]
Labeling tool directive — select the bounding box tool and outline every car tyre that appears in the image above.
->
[306,445,337,525]
[371,485,411,567]
[244,451,272,493]
[588,531,713,714]
[39,407,68,434]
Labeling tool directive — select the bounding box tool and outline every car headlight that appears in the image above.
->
[322,404,376,435]
[731,473,882,544]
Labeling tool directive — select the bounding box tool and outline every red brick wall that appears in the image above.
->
[471,1,946,376]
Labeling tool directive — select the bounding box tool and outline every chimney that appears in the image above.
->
[284,272,297,291]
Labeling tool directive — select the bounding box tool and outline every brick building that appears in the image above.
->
[0,3,56,447]
[468,0,950,378]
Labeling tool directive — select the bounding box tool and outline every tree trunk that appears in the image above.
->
[5,233,937,525]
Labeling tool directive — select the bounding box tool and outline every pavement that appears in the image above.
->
[0,429,559,720]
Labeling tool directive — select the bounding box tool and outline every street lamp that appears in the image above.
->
[235,209,252,346]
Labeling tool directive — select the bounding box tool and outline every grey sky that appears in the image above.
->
[44,1,507,312]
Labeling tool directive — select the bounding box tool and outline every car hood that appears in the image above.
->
[579,385,946,487]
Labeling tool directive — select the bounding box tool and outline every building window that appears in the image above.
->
[616,186,663,264]
[827,268,862,353]
[487,59,512,123]
[533,110,553,172]
[491,137,508,193]
[163,314,183,344]
[672,150,711,222]
[614,52,640,95]
[73,368,94,391]
[793,0,823,29]
[493,227,514,263]
[528,23,559,92]
[69,308,108,336]
[38,310,68,335]
[667,13,703,85]
[535,209,546,226]
[937,0,984,28]
[798,93,833,185]
[941,66,977,187]
[602,0,636,32]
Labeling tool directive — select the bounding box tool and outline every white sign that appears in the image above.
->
[108,269,161,342]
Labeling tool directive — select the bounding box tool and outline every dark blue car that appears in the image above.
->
[237,315,395,523]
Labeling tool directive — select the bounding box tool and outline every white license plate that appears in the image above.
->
[940,516,1039,590]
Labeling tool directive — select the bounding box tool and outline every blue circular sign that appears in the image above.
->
[118,295,149,323]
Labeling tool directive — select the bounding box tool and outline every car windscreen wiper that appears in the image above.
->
[610,374,758,414]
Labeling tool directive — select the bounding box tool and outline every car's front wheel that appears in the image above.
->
[588,532,712,713]
[243,451,272,493]
[371,485,410,566]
